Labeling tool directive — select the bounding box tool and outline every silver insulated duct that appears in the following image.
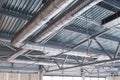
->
[33,0,103,42]
[11,0,74,46]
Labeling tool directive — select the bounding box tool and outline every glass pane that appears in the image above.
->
[85,77,90,80]
[99,78,105,80]
[43,76,105,80]
[43,76,52,80]
[63,77,72,80]
[73,77,82,80]
[91,78,98,80]
[53,76,63,80]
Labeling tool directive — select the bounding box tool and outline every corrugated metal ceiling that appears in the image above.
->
[50,4,119,55]
[0,0,43,39]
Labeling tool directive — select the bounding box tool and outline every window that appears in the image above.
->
[73,77,82,80]
[43,76,105,80]
[43,76,52,80]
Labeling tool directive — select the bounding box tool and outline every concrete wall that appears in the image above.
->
[0,72,40,80]
[107,76,120,80]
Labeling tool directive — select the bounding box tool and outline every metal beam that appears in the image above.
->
[42,65,47,72]
[74,56,81,64]
[0,35,112,58]
[65,25,120,42]
[61,55,68,68]
[114,42,120,58]
[46,58,120,72]
[7,49,28,62]
[71,28,109,49]
[8,0,74,62]
[87,39,92,55]
[54,28,110,57]
[22,41,96,57]
[53,60,61,69]
[0,40,16,51]
[24,54,78,63]
[103,0,120,10]
[97,2,119,12]
[12,59,75,67]
[94,38,112,59]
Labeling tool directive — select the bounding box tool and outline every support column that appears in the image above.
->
[81,69,85,80]
[38,66,44,80]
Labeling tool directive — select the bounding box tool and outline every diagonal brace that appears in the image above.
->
[114,42,120,58]
[94,38,112,59]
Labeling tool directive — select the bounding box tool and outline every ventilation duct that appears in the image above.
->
[11,0,74,46]
[34,0,103,42]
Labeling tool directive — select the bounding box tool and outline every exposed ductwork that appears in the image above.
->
[34,0,103,42]
[12,60,74,67]
[1,0,120,77]
[11,0,74,46]
[22,41,109,58]
[8,0,104,62]
[7,40,110,61]
[0,37,109,61]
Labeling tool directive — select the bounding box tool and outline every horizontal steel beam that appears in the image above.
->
[103,0,120,10]
[24,54,82,62]
[0,33,115,58]
[65,25,120,42]
[47,58,120,72]
[97,2,119,12]
[12,41,107,57]
[71,28,110,49]
[12,59,74,67]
